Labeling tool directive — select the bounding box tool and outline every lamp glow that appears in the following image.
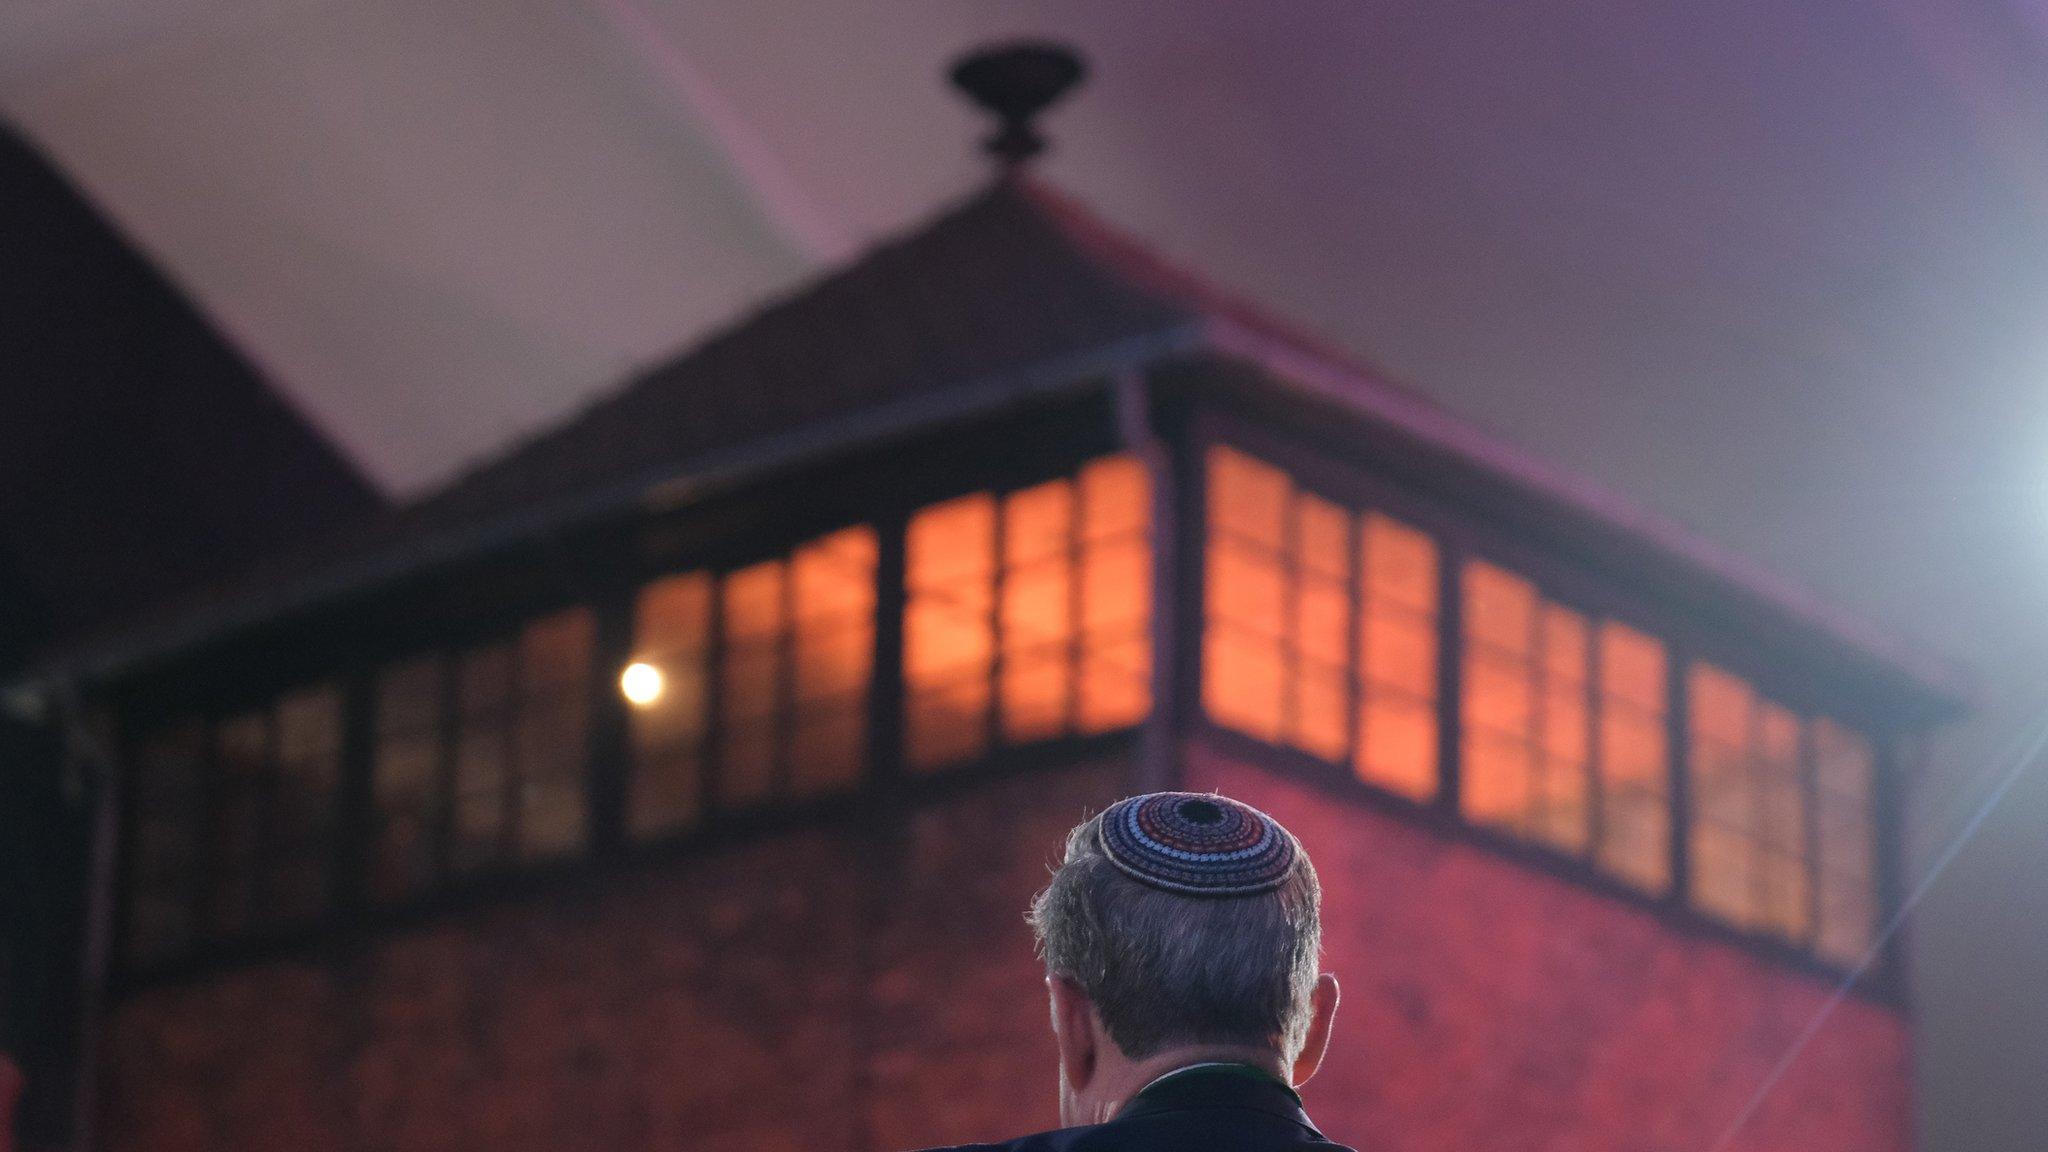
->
[619,662,665,707]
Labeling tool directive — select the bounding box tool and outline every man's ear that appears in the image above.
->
[1289,973,1341,1087]
[1047,975,1100,1091]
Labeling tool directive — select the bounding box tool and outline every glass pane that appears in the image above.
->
[1359,692,1438,801]
[793,528,876,793]
[1464,734,1533,828]
[1364,513,1437,613]
[631,572,712,837]
[1295,493,1349,580]
[907,493,996,769]
[1292,664,1349,763]
[372,654,444,905]
[720,561,785,804]
[452,643,515,873]
[1003,482,1075,743]
[1597,623,1668,891]
[1205,630,1284,742]
[268,685,341,926]
[1209,446,1287,551]
[1295,575,1349,670]
[126,721,206,964]
[1463,562,1536,654]
[517,608,594,859]
[206,712,269,937]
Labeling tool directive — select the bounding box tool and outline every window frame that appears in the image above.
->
[1181,406,1902,991]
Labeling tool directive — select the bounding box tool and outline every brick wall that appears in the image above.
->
[1189,749,1911,1152]
[97,752,1908,1151]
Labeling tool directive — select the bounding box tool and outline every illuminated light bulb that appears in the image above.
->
[620,662,665,707]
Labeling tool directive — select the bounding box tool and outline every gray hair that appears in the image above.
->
[1026,806,1323,1061]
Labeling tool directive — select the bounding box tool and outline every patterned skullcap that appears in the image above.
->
[1096,792,1298,897]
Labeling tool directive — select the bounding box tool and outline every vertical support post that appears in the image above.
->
[866,513,909,791]
[585,592,635,859]
[1120,371,1181,792]
[332,668,377,926]
[1665,648,1693,905]
[1434,542,1465,813]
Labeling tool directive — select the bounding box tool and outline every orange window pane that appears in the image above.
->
[791,528,876,795]
[1537,604,1592,851]
[630,572,712,837]
[1209,445,1288,551]
[1079,633,1152,733]
[1543,606,1588,682]
[1002,480,1075,679]
[1295,493,1350,580]
[1464,650,1534,737]
[1364,513,1438,613]
[719,561,785,804]
[1464,735,1533,827]
[1206,629,1284,743]
[1363,605,1435,697]
[1758,704,1804,854]
[1358,693,1437,801]
[1463,562,1536,654]
[1209,538,1285,633]
[1693,823,1752,925]
[907,493,996,769]
[1599,622,1667,711]
[1688,663,1754,832]
[1597,623,1669,891]
[1078,454,1153,732]
[1295,576,1350,671]
[1080,455,1150,542]
[1292,663,1349,764]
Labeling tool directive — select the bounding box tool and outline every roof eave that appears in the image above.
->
[12,322,1205,695]
[1198,313,1971,720]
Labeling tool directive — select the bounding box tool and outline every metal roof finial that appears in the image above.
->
[948,41,1087,168]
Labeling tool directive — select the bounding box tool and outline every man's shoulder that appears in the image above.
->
[911,1117,1352,1152]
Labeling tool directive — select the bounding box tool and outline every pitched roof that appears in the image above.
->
[0,124,382,671]
[24,174,1966,714]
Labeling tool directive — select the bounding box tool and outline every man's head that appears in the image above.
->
[1027,792,1340,1126]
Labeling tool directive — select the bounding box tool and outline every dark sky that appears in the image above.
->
[4,1,2046,1147]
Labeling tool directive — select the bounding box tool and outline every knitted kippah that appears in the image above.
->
[1096,792,1297,897]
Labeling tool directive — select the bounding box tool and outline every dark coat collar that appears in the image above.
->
[1112,1063,1324,1139]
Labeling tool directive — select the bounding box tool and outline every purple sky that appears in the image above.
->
[5,1,2047,1146]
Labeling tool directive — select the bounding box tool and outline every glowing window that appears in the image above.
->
[906,456,1151,771]
[630,526,877,829]
[629,572,713,836]
[1459,564,1591,853]
[907,493,998,769]
[1597,622,1671,893]
[1687,664,1810,938]
[1202,445,1440,800]
[1814,719,1877,965]
[789,528,878,795]
[1358,514,1439,799]
[445,607,595,872]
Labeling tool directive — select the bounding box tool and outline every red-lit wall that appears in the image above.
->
[96,753,1907,1152]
